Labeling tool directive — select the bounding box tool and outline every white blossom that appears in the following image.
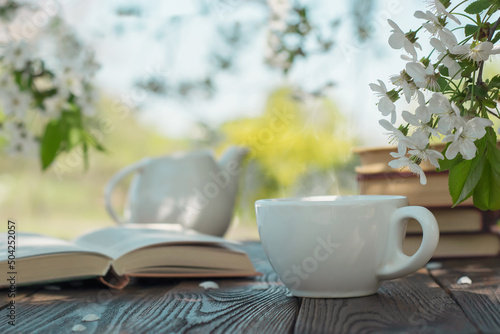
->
[389,150,428,185]
[407,132,443,168]
[379,119,412,153]
[370,80,397,123]
[414,10,458,48]
[402,110,440,138]
[57,32,83,67]
[0,122,38,157]
[2,41,32,71]
[71,324,87,332]
[390,70,418,103]
[0,86,31,118]
[82,314,100,322]
[268,0,289,32]
[450,41,500,62]
[415,90,431,122]
[430,38,461,78]
[43,94,69,118]
[426,0,460,24]
[443,117,494,160]
[0,73,17,91]
[406,61,440,91]
[199,281,219,289]
[428,92,461,132]
[57,68,84,97]
[268,0,290,18]
[387,19,421,60]
[438,29,459,49]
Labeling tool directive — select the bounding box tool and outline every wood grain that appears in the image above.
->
[0,242,300,334]
[0,279,180,333]
[428,259,500,334]
[294,268,477,334]
[2,242,497,334]
[91,242,299,333]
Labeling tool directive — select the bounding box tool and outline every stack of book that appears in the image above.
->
[354,145,500,258]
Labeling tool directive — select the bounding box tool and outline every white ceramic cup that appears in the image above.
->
[255,195,439,298]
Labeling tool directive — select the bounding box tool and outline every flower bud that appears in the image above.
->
[387,89,400,102]
[405,31,418,44]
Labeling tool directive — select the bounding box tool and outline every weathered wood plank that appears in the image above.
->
[0,242,300,334]
[428,258,500,333]
[0,279,180,333]
[294,268,478,334]
[90,242,299,333]
[0,288,41,308]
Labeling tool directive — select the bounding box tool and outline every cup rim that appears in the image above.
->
[255,195,408,206]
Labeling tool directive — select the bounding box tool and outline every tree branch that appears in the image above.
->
[477,17,500,85]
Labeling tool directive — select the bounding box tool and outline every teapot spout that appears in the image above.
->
[219,146,249,173]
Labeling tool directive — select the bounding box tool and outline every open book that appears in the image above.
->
[0,224,259,289]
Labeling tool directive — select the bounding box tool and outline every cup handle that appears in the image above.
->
[377,206,439,280]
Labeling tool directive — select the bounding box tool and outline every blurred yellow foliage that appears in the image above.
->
[220,87,355,194]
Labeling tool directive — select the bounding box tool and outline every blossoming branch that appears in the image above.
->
[371,0,500,210]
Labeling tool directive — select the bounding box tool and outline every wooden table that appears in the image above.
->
[1,242,499,333]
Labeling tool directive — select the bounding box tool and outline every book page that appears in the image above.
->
[0,233,109,261]
[73,224,240,259]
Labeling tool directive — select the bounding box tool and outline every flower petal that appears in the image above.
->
[445,141,459,160]
[461,140,477,160]
[418,168,427,185]
[378,97,395,116]
[402,110,420,126]
[430,38,446,52]
[389,34,405,50]
[449,44,471,55]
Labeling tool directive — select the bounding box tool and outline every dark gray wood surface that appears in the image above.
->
[295,268,477,334]
[0,242,498,334]
[428,259,500,334]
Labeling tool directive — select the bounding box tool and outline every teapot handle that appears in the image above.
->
[104,158,151,225]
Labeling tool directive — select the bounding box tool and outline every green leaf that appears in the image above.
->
[487,1,500,15]
[475,84,489,98]
[464,24,479,36]
[437,76,450,91]
[67,127,81,149]
[492,31,500,44]
[472,129,500,210]
[461,65,474,78]
[465,0,492,14]
[489,75,500,88]
[449,154,486,206]
[83,141,89,170]
[438,155,463,172]
[486,129,500,171]
[81,130,106,152]
[483,99,497,108]
[473,158,500,210]
[40,120,62,170]
[438,65,449,77]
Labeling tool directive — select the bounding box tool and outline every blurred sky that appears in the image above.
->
[61,0,424,146]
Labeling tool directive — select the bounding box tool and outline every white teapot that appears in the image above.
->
[104,146,248,236]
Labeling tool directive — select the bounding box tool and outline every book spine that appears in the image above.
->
[356,170,448,181]
[482,210,500,232]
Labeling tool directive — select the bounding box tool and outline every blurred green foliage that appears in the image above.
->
[0,96,187,239]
